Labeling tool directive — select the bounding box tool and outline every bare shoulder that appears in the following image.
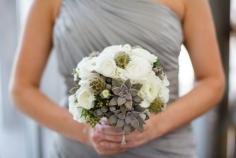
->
[51,0,62,22]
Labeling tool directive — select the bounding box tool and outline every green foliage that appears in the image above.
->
[153,58,161,68]
[81,109,100,127]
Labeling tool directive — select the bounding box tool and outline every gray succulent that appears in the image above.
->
[109,79,142,110]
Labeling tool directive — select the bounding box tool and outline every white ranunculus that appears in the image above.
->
[140,100,151,108]
[139,73,162,103]
[124,56,152,81]
[95,57,118,78]
[129,47,157,64]
[74,86,95,110]
[159,85,170,103]
[122,44,132,52]
[77,57,97,79]
[100,44,132,57]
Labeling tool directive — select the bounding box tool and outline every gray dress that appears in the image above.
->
[51,0,197,157]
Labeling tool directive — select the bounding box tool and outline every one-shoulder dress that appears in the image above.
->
[50,0,197,157]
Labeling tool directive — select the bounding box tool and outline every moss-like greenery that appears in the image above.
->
[81,109,100,127]
[114,52,130,69]
[149,98,164,113]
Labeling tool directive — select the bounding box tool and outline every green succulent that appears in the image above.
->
[114,52,130,69]
[149,98,165,113]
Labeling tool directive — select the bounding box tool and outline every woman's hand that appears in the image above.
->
[87,124,127,156]
[97,115,160,150]
[121,116,159,149]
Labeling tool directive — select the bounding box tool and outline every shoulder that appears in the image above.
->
[160,0,210,22]
[51,0,61,20]
[30,0,59,21]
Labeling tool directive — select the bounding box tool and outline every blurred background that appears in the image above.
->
[0,0,235,158]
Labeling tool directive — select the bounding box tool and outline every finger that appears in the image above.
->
[96,147,126,156]
[124,131,143,142]
[100,133,123,143]
[91,130,104,143]
[96,124,123,136]
[121,139,144,149]
[99,141,123,149]
[92,131,123,143]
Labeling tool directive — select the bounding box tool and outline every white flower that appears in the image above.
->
[159,85,169,103]
[100,44,132,57]
[101,89,111,99]
[162,74,170,86]
[78,73,99,87]
[73,68,80,81]
[68,94,79,109]
[77,57,97,79]
[73,108,87,123]
[140,100,151,108]
[129,47,157,64]
[69,106,86,123]
[74,86,95,110]
[124,56,152,81]
[95,56,117,78]
[139,73,162,103]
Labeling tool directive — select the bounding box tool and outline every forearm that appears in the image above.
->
[153,77,225,137]
[11,85,89,144]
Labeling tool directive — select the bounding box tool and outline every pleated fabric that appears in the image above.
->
[50,0,197,157]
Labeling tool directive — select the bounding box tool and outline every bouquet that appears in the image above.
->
[68,44,169,144]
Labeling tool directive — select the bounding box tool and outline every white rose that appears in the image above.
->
[140,100,151,108]
[74,86,95,110]
[129,47,157,64]
[77,57,97,79]
[124,56,152,81]
[139,73,162,103]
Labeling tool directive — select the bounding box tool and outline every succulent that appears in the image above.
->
[114,111,147,133]
[103,79,146,133]
[109,79,142,110]
[89,76,106,95]
[80,75,148,133]
[149,98,165,113]
[114,52,130,69]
